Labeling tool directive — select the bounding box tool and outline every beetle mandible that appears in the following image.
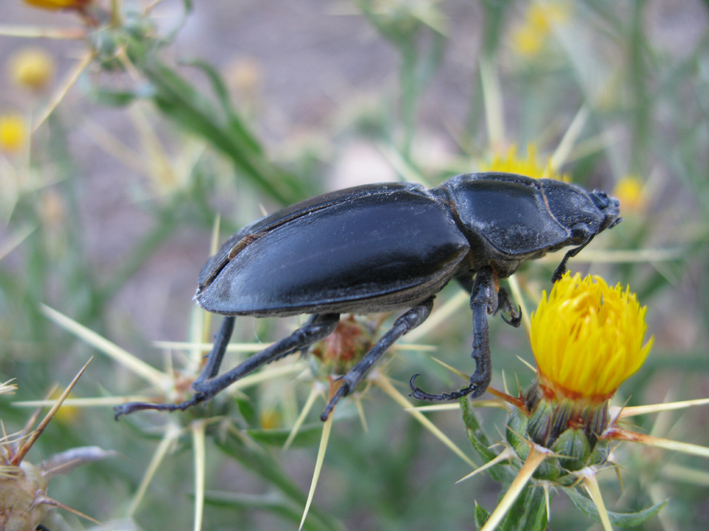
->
[114,172,621,421]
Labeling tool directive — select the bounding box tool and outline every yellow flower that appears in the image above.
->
[531,272,653,402]
[259,408,282,430]
[0,114,27,153]
[482,144,569,181]
[528,2,570,31]
[22,0,91,10]
[48,391,80,424]
[613,175,646,214]
[512,25,545,57]
[8,48,55,91]
[511,2,571,57]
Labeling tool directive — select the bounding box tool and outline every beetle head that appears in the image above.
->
[589,190,622,230]
[541,180,622,244]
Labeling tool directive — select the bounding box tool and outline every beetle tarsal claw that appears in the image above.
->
[501,305,522,328]
[408,374,478,402]
[320,382,350,421]
[113,394,206,420]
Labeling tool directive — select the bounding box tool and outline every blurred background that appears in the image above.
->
[0,1,707,529]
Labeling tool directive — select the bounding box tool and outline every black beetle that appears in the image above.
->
[115,172,620,421]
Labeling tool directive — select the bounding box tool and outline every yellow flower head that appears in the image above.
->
[8,48,55,91]
[0,114,27,154]
[511,2,571,57]
[22,0,91,10]
[482,144,569,181]
[613,175,646,214]
[512,25,545,57]
[530,273,653,402]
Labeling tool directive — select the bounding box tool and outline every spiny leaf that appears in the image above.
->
[566,487,667,527]
[500,485,548,531]
[460,397,496,461]
[475,502,490,530]
[247,425,323,448]
[203,491,332,531]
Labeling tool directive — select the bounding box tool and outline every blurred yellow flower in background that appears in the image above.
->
[482,144,569,181]
[512,1,571,57]
[613,175,647,214]
[22,0,91,10]
[0,114,27,153]
[8,47,55,92]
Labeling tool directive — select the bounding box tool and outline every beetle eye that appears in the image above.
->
[590,191,611,210]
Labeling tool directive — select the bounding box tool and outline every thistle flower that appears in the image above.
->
[518,273,653,479]
[1,361,113,530]
[456,273,709,531]
[530,273,653,405]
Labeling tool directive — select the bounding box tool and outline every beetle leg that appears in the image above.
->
[458,275,520,327]
[190,313,340,400]
[320,298,434,421]
[114,314,339,419]
[455,275,474,293]
[551,235,595,282]
[496,287,522,328]
[113,316,237,418]
[409,267,497,401]
[197,315,236,380]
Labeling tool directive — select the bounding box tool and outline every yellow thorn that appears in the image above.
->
[33,52,93,132]
[456,447,514,484]
[609,428,709,459]
[404,290,468,343]
[41,304,169,389]
[127,423,182,517]
[39,496,102,525]
[355,395,369,433]
[299,403,334,531]
[192,420,207,531]
[480,444,550,531]
[429,356,469,381]
[0,25,87,39]
[617,398,709,419]
[154,341,274,353]
[14,396,156,408]
[516,355,537,374]
[374,373,477,468]
[582,472,612,531]
[549,105,589,172]
[284,384,322,451]
[480,57,505,151]
[13,357,92,465]
[0,225,35,263]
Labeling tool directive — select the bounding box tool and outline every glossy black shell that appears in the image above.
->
[197,183,470,316]
[195,172,619,317]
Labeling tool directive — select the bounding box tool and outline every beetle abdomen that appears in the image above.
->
[197,187,470,316]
